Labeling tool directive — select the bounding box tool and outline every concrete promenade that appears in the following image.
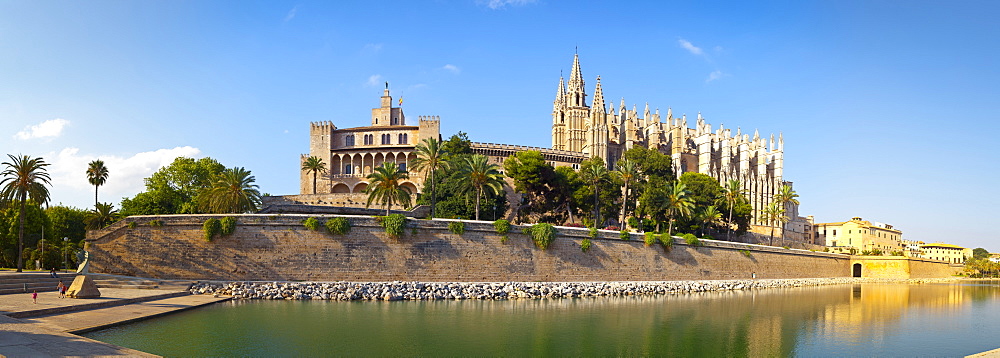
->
[0,275,229,357]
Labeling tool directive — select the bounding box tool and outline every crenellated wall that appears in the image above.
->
[84,215,948,282]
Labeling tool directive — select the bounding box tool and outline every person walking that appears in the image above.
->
[32,290,37,304]
[57,281,65,299]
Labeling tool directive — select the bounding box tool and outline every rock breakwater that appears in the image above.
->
[189,277,960,301]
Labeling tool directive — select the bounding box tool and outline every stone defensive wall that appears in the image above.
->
[83,215,950,282]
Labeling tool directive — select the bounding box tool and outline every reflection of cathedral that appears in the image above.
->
[550,53,802,230]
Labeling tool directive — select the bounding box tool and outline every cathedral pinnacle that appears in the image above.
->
[567,53,586,107]
[592,75,605,111]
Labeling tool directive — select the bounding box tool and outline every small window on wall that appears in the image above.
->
[398,133,407,144]
[344,164,352,174]
[382,134,390,145]
[399,163,407,172]
[346,135,355,146]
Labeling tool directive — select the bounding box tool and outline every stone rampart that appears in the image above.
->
[850,256,956,279]
[85,215,861,282]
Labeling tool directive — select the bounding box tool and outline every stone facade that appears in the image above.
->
[85,215,872,282]
[300,85,440,196]
[549,53,801,232]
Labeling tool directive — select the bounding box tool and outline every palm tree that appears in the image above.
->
[664,181,694,236]
[698,205,723,237]
[85,202,120,230]
[197,167,262,213]
[721,179,745,241]
[581,161,611,227]
[772,184,799,244]
[761,201,788,246]
[86,159,109,209]
[365,162,411,215]
[301,156,327,195]
[614,158,643,229]
[411,138,448,218]
[458,155,504,221]
[0,154,52,272]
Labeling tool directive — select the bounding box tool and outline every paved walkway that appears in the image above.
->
[0,287,229,357]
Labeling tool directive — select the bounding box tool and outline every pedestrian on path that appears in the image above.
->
[32,290,37,304]
[57,281,65,299]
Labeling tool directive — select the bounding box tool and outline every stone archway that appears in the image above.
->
[353,182,369,194]
[332,183,350,193]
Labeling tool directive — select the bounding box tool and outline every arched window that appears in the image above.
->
[382,134,390,145]
[345,135,355,146]
[398,133,408,144]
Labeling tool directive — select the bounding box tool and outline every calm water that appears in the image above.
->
[84,281,1000,357]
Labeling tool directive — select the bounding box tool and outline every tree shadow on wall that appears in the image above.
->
[549,240,610,270]
[665,245,699,266]
[406,239,461,269]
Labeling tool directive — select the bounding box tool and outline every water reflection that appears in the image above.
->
[85,281,1000,357]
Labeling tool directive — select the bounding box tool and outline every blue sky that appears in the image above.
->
[2,1,998,250]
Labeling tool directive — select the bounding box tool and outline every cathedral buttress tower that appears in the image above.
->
[552,76,567,150]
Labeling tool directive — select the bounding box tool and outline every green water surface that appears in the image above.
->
[84,281,1000,357]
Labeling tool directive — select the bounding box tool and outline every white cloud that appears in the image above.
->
[678,39,703,56]
[362,43,383,54]
[284,6,298,22]
[481,0,537,10]
[366,74,383,87]
[442,64,461,74]
[706,70,726,83]
[14,118,69,140]
[46,146,201,209]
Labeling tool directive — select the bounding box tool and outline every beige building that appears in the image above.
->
[920,243,970,264]
[297,85,585,208]
[550,53,804,235]
[815,217,903,255]
[300,85,439,198]
[901,239,926,258]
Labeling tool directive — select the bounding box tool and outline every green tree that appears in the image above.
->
[144,157,226,213]
[457,155,504,221]
[441,132,473,160]
[86,159,109,209]
[84,202,120,230]
[411,137,449,218]
[503,150,562,223]
[416,153,507,221]
[0,203,49,269]
[365,162,411,215]
[120,189,185,216]
[196,167,262,214]
[973,247,990,259]
[300,156,327,195]
[614,158,643,229]
[698,205,723,237]
[761,201,788,246]
[721,179,745,241]
[580,157,612,227]
[0,154,52,271]
[664,181,694,236]
[674,172,723,233]
[46,206,88,243]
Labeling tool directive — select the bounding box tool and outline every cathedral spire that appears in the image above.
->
[591,75,605,112]
[554,76,566,111]
[567,53,587,107]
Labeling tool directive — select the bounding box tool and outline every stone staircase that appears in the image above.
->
[88,273,195,291]
[0,272,194,296]
[0,272,78,295]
